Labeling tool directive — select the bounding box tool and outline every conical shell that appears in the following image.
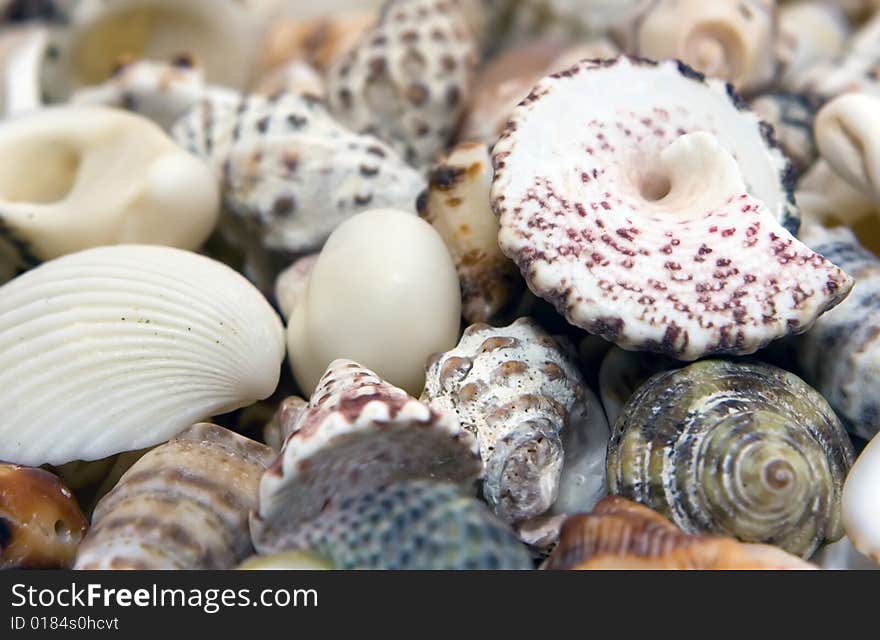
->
[422,318,609,534]
[0,463,87,569]
[0,244,285,466]
[607,359,854,558]
[250,359,482,554]
[492,57,853,360]
[172,91,425,259]
[543,496,816,570]
[796,225,880,439]
[285,480,533,570]
[75,423,275,570]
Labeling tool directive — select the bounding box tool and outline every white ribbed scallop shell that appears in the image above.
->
[0,245,285,466]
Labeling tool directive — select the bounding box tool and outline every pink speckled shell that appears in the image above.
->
[250,359,481,554]
[491,57,853,360]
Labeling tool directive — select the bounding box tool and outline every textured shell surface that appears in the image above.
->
[251,359,482,555]
[796,225,880,439]
[326,0,479,168]
[418,142,522,324]
[607,359,855,558]
[0,244,285,466]
[422,317,609,531]
[0,105,219,271]
[492,56,853,360]
[39,0,279,101]
[75,423,275,570]
[285,480,533,570]
[0,463,87,569]
[172,90,425,257]
[543,496,816,570]
[621,0,778,93]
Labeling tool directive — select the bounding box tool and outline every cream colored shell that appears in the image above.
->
[0,244,285,466]
[0,25,47,116]
[776,1,850,91]
[842,431,880,563]
[75,423,275,570]
[418,142,521,324]
[796,160,877,227]
[287,209,461,397]
[0,106,219,270]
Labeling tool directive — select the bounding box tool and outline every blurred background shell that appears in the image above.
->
[74,423,274,570]
[607,359,854,558]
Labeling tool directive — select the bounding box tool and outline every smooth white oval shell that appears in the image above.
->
[842,432,880,563]
[287,209,461,396]
[0,245,285,466]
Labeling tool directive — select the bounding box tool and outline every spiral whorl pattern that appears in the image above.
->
[607,360,854,557]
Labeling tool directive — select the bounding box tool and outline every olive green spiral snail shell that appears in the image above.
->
[606,360,855,558]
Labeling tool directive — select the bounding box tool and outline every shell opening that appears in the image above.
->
[0,139,79,203]
[684,22,744,82]
[637,170,672,202]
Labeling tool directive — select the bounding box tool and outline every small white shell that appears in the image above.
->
[842,431,880,563]
[0,24,47,116]
[0,106,219,269]
[0,244,285,466]
[776,0,850,91]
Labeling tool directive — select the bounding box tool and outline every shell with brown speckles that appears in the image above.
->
[250,359,482,555]
[543,496,816,570]
[492,56,852,360]
[607,359,855,558]
[418,142,522,324]
[74,423,275,570]
[422,317,609,547]
[326,0,479,168]
[0,463,87,569]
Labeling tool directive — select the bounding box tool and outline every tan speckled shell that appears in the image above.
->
[418,142,522,323]
[250,359,482,555]
[543,496,816,570]
[172,90,425,259]
[326,0,479,168]
[422,318,609,533]
[74,423,274,570]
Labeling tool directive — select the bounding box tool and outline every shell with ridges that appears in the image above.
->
[543,496,816,570]
[422,317,609,535]
[75,423,274,570]
[172,91,425,259]
[418,142,522,324]
[0,244,285,466]
[0,463,87,569]
[284,480,533,570]
[250,359,482,554]
[607,359,854,558]
[492,56,853,360]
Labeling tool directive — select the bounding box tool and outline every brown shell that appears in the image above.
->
[74,423,275,570]
[543,496,816,570]
[0,463,87,569]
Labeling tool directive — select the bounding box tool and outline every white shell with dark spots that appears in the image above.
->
[172,91,425,257]
[326,0,478,168]
[492,57,853,360]
[422,317,609,542]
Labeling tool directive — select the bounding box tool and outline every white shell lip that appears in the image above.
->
[842,432,880,563]
[491,56,851,360]
[0,244,285,466]
[0,105,219,265]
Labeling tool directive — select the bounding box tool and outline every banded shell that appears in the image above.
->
[796,225,880,439]
[422,318,610,540]
[284,480,533,570]
[39,0,279,101]
[543,496,816,570]
[250,359,482,554]
[0,463,87,569]
[492,57,853,360]
[418,142,522,324]
[607,359,855,557]
[75,423,275,570]
[172,91,425,261]
[0,105,219,272]
[0,244,285,466]
[326,0,479,168]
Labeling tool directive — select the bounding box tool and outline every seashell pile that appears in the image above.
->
[2,0,880,572]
